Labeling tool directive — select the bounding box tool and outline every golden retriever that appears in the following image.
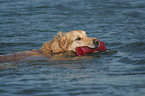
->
[0,30,99,63]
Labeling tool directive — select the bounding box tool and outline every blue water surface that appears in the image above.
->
[0,0,145,96]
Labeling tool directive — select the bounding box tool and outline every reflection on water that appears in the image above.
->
[0,0,145,96]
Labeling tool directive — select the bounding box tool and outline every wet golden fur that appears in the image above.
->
[0,30,99,63]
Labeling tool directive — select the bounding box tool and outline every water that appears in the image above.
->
[0,0,145,96]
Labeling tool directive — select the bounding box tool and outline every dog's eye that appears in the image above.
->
[75,37,81,41]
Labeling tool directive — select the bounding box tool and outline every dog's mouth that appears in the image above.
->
[87,44,99,49]
[75,41,106,56]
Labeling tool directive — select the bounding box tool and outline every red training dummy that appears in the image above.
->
[75,41,106,56]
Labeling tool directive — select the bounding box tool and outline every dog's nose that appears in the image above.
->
[93,39,99,45]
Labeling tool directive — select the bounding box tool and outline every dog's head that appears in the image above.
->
[40,30,99,55]
[66,30,99,52]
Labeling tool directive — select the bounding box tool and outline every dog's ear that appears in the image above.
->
[58,32,68,50]
[50,32,68,53]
